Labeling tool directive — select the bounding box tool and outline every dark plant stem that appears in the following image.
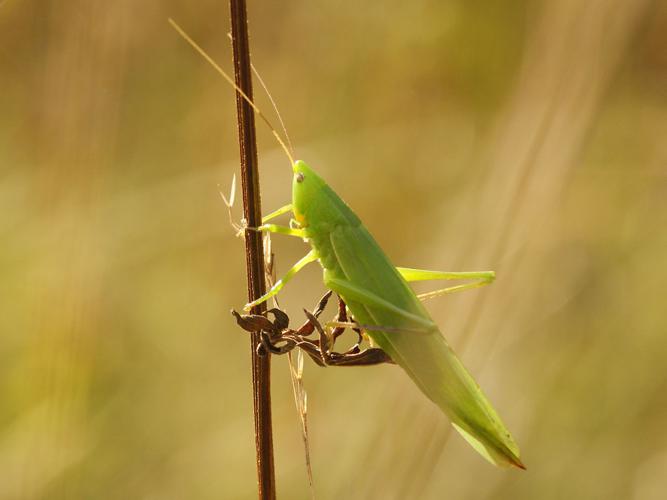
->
[229,1,276,498]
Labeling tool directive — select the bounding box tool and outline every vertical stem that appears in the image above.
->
[228,1,276,498]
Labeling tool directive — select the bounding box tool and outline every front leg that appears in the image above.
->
[254,223,306,238]
[261,204,293,223]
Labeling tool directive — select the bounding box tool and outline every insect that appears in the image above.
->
[171,20,524,469]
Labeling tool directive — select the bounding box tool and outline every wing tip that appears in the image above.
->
[510,455,527,470]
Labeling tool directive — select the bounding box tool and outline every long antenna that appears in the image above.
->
[223,32,296,160]
[249,61,296,161]
[169,19,295,166]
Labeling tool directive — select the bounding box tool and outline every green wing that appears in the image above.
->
[327,224,523,468]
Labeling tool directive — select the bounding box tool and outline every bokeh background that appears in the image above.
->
[1,0,665,498]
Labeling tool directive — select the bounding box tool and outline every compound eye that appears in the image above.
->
[296,172,305,183]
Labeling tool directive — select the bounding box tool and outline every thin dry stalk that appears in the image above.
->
[228,1,276,498]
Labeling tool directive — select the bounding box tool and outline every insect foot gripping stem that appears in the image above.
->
[232,292,394,367]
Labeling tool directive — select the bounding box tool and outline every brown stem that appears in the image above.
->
[228,1,276,498]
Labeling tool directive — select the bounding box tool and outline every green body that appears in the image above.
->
[291,160,522,468]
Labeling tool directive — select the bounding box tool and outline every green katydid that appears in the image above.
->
[171,20,524,469]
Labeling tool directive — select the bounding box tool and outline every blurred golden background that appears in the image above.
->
[1,0,665,498]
